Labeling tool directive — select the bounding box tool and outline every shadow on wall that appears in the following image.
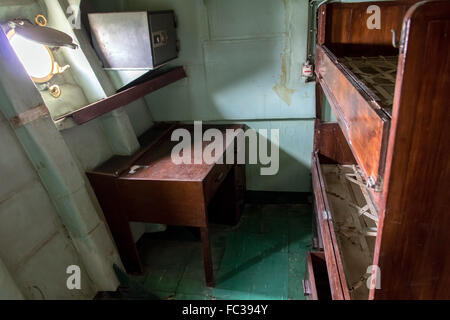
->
[101,0,315,192]
[240,123,313,193]
[82,0,312,119]
[75,0,314,193]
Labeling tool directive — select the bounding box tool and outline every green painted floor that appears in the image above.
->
[133,203,312,300]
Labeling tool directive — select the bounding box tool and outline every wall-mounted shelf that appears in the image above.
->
[55,66,187,125]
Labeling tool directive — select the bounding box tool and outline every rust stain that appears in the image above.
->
[273,49,295,106]
[273,0,295,106]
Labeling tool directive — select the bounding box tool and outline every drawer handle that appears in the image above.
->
[215,172,225,183]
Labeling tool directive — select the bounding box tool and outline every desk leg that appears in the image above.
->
[86,174,143,274]
[200,227,215,287]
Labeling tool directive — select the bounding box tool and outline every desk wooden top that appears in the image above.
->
[89,123,244,182]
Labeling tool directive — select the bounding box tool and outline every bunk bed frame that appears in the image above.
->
[305,0,450,300]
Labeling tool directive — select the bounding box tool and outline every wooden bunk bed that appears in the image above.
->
[304,0,450,300]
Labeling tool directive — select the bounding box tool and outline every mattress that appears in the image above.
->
[339,56,398,113]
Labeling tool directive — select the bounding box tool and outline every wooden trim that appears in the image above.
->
[312,153,348,300]
[86,123,178,178]
[316,45,390,190]
[314,121,356,165]
[305,252,319,300]
[200,227,215,287]
[315,155,352,300]
[317,3,326,45]
[372,0,450,300]
[322,1,413,55]
[56,67,187,125]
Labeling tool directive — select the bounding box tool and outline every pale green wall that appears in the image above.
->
[0,105,96,299]
[0,0,163,289]
[0,0,96,299]
[0,0,127,299]
[86,0,316,192]
[115,0,316,192]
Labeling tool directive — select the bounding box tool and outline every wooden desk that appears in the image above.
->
[87,124,246,287]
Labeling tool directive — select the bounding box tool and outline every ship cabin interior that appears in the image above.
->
[0,0,448,301]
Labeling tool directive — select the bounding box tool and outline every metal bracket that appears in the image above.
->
[302,280,311,296]
[312,237,320,250]
[391,29,399,48]
[366,175,383,192]
[322,210,331,221]
[10,103,50,128]
[128,165,149,175]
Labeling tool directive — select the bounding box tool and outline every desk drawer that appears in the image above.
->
[316,45,390,191]
[203,163,232,204]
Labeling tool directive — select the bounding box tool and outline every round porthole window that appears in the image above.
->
[7,29,57,83]
[6,16,77,85]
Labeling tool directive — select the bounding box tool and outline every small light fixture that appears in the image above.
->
[4,15,78,95]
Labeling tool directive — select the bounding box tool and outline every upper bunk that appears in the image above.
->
[315,0,420,192]
[317,0,415,116]
[313,1,450,300]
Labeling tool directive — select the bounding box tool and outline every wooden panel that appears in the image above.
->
[311,153,349,300]
[314,120,356,165]
[123,139,215,182]
[89,123,176,178]
[373,0,450,300]
[313,153,380,300]
[321,164,377,300]
[322,1,416,56]
[312,194,323,251]
[304,252,319,300]
[317,4,327,45]
[117,179,207,227]
[122,124,244,182]
[316,45,390,190]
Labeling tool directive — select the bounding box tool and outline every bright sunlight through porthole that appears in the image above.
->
[7,30,56,83]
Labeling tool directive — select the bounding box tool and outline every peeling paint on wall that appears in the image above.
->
[273,0,299,106]
[273,48,295,106]
[127,0,315,192]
